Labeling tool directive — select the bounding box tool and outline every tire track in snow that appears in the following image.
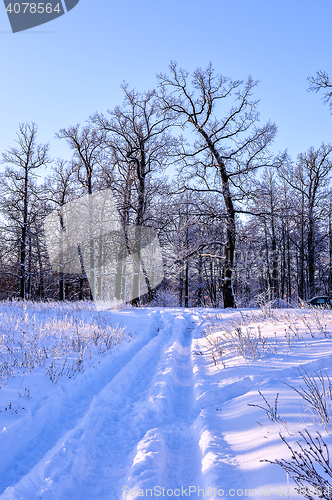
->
[156,321,202,490]
[122,316,204,498]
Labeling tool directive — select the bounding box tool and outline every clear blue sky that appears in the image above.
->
[0,0,331,172]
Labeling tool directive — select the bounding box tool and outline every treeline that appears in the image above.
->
[0,64,331,307]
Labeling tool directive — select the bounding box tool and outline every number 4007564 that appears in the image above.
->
[6,3,62,14]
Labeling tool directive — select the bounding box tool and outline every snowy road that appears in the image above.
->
[2,306,332,499]
[1,310,207,499]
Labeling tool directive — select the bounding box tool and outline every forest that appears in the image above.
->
[1,64,332,308]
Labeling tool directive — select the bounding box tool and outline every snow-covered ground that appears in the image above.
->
[1,302,332,499]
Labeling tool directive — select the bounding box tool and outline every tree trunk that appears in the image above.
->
[329,213,332,295]
[184,259,189,307]
[281,222,286,299]
[36,233,44,300]
[308,205,315,297]
[77,244,86,300]
[132,140,149,307]
[271,217,278,299]
[299,211,305,299]
[197,254,203,306]
[178,267,183,307]
[202,132,236,308]
[59,273,65,301]
[19,169,29,299]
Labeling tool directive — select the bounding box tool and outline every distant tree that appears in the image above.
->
[154,183,228,307]
[44,159,77,300]
[248,169,281,299]
[278,144,332,298]
[308,71,332,112]
[163,191,199,307]
[276,175,295,301]
[1,123,50,299]
[327,196,332,296]
[92,85,173,305]
[56,124,105,196]
[56,124,105,300]
[158,62,277,308]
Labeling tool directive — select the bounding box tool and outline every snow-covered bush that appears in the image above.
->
[258,367,332,498]
[151,289,178,307]
[267,431,332,500]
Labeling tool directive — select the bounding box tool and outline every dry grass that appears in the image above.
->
[0,301,129,383]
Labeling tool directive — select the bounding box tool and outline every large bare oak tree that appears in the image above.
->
[158,62,277,308]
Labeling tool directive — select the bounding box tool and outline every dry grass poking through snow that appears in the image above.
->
[202,307,332,368]
[265,367,332,500]
[202,307,332,499]
[0,300,129,384]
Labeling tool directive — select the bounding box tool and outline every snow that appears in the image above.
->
[0,302,332,499]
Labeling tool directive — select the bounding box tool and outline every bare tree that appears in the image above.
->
[308,71,332,112]
[249,169,281,298]
[56,124,105,195]
[158,62,277,307]
[92,85,173,305]
[44,159,77,300]
[56,124,105,300]
[1,123,50,299]
[277,144,332,298]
